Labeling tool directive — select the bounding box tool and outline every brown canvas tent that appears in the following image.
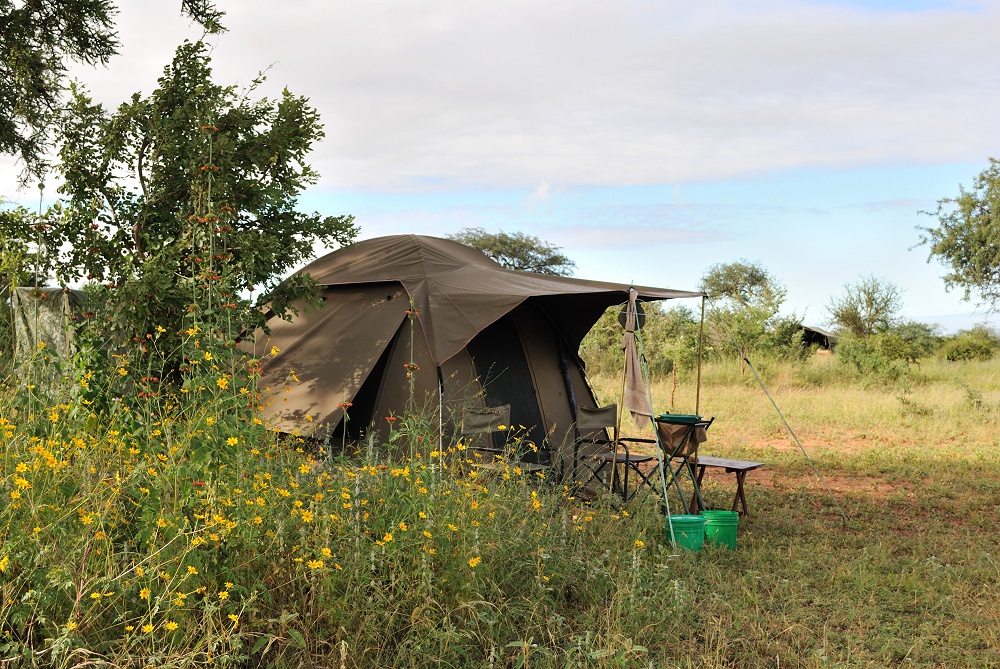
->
[252,235,702,457]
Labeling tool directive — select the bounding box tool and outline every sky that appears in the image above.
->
[4,0,1000,331]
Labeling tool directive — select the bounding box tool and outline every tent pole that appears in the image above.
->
[437,367,444,467]
[696,295,705,416]
[613,300,631,497]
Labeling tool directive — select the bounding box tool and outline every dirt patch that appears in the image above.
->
[741,431,887,455]
[739,468,918,500]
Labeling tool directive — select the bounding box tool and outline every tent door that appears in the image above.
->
[466,315,546,459]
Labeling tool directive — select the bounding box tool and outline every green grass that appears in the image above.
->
[2,353,999,667]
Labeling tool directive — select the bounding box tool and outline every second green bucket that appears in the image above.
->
[702,510,739,550]
[666,514,706,551]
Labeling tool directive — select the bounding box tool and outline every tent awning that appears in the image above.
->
[294,235,703,364]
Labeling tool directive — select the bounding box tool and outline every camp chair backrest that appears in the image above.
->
[462,405,511,435]
[577,404,617,433]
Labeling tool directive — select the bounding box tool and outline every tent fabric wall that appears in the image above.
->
[253,235,703,451]
[11,287,85,365]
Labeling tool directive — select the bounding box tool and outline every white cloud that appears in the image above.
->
[5,0,1000,196]
[217,0,1000,192]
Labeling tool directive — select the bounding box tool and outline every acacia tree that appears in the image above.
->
[25,41,356,376]
[447,227,576,276]
[826,275,903,337]
[699,260,792,360]
[0,0,224,183]
[920,157,1000,309]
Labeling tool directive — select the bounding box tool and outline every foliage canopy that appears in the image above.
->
[6,41,356,377]
[921,157,1000,310]
[698,260,795,359]
[447,227,576,276]
[826,275,903,337]
[0,0,224,183]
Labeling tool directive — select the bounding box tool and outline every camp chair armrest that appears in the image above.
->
[617,436,655,454]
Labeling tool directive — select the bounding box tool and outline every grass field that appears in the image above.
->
[2,354,998,667]
[591,355,1000,667]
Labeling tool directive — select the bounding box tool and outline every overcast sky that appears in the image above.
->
[4,0,1000,330]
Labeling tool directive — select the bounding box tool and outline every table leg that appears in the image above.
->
[686,461,704,514]
[735,471,749,516]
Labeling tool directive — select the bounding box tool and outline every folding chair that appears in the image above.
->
[574,404,659,502]
[462,405,548,477]
[654,414,714,513]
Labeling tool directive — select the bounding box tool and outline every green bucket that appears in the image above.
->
[667,514,706,551]
[702,510,739,550]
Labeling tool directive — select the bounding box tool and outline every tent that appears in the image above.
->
[9,287,86,365]
[252,235,702,457]
[801,325,838,351]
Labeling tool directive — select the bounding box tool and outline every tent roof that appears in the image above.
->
[296,235,703,365]
[802,325,839,339]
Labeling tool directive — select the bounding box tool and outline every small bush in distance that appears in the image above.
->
[939,325,999,362]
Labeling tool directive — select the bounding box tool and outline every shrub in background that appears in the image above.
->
[835,333,912,387]
[939,325,999,362]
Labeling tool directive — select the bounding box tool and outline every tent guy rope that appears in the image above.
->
[706,299,849,523]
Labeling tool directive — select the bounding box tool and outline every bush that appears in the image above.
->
[835,333,911,386]
[579,303,701,378]
[939,325,999,362]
